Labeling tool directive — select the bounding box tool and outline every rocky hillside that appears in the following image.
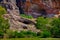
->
[0,0,60,32]
[0,0,40,32]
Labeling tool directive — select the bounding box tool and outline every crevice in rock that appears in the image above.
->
[18,18,36,25]
[22,26,27,29]
[0,0,2,2]
[16,0,26,14]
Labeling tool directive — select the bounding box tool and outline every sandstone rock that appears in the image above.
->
[0,0,41,32]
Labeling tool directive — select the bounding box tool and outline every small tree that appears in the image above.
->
[36,17,48,30]
[50,18,60,38]
[0,6,9,32]
[25,31,37,37]
[0,6,9,38]
[40,31,51,38]
[37,31,51,38]
[36,17,52,38]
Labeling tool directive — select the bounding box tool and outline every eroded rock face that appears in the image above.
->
[2,0,59,32]
[0,0,40,32]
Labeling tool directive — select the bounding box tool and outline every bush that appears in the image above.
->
[50,18,60,38]
[0,6,9,32]
[20,14,33,19]
[36,17,60,38]
[0,30,4,38]
[36,17,48,30]
[0,6,9,38]
[25,31,37,37]
[40,31,51,38]
[15,31,26,38]
[0,14,9,33]
[6,30,16,38]
[0,6,6,15]
[16,31,37,38]
[6,30,25,38]
[6,30,37,38]
[36,17,54,38]
[37,31,51,38]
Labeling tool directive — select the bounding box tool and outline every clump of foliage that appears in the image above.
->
[40,31,51,38]
[24,31,37,37]
[20,14,33,19]
[6,30,37,38]
[0,16,9,32]
[0,6,9,31]
[0,6,6,15]
[0,6,9,38]
[0,30,4,38]
[36,17,49,30]
[36,17,60,38]
[50,18,60,38]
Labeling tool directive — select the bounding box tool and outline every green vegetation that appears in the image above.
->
[0,6,6,15]
[0,6,60,38]
[6,30,37,38]
[20,14,33,19]
[0,6,9,38]
[36,17,60,38]
[0,16,9,32]
[40,31,51,38]
[50,18,60,38]
[36,17,48,30]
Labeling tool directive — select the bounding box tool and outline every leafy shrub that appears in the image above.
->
[24,31,37,37]
[0,30,4,38]
[37,31,51,38]
[0,14,9,33]
[36,17,53,38]
[50,18,60,38]
[36,17,48,30]
[20,14,33,19]
[0,6,9,32]
[0,6,9,38]
[6,30,16,38]
[36,17,60,38]
[40,31,51,38]
[6,30,37,38]
[15,31,26,38]
[0,6,6,15]
[6,30,25,38]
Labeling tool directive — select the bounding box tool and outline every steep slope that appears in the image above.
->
[0,0,40,32]
[0,0,60,32]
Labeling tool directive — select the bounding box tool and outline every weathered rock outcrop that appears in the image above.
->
[0,0,40,32]
[15,0,60,18]
[0,0,60,32]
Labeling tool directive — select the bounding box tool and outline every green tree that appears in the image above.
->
[0,6,9,32]
[25,31,37,37]
[36,17,52,38]
[0,6,9,38]
[0,16,9,32]
[36,17,48,30]
[0,30,4,38]
[50,18,60,38]
[6,30,37,38]
[37,31,51,38]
